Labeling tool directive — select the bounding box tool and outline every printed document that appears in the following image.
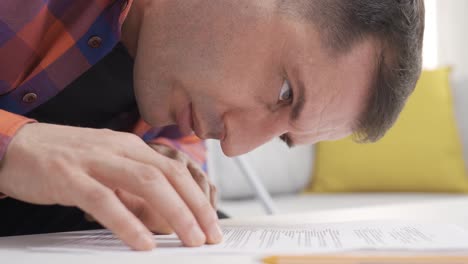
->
[16,221,468,254]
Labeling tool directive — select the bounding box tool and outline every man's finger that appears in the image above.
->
[72,176,155,251]
[149,144,181,161]
[148,144,220,240]
[209,184,218,211]
[187,163,210,201]
[161,160,222,244]
[88,155,208,247]
[150,143,215,211]
[115,188,173,234]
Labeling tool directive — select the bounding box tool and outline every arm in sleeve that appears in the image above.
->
[0,110,36,198]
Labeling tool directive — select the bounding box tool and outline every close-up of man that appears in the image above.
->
[0,0,424,251]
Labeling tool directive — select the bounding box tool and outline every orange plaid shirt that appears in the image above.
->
[0,1,206,199]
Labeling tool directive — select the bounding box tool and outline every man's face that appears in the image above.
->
[133,0,378,156]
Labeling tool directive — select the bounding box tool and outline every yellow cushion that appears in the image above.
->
[306,67,467,193]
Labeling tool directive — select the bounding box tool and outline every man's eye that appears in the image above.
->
[279,80,293,103]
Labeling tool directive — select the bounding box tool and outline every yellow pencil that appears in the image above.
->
[262,254,468,264]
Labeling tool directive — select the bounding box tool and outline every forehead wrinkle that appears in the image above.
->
[290,75,344,139]
[320,87,352,135]
[290,103,324,137]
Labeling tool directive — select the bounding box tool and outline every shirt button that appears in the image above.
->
[22,92,37,103]
[87,36,102,48]
[121,0,128,11]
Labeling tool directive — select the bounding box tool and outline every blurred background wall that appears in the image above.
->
[430,0,468,157]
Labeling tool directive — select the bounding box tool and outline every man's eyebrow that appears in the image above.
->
[291,80,306,121]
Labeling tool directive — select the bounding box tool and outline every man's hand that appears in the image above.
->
[0,123,222,250]
[148,144,217,211]
[90,143,218,235]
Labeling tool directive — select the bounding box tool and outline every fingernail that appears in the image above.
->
[187,226,206,247]
[136,233,155,251]
[208,224,223,244]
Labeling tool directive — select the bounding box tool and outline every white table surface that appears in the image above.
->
[219,193,468,217]
[2,194,468,264]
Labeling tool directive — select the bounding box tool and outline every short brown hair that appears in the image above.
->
[278,0,425,142]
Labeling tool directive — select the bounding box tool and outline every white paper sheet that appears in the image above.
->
[20,221,468,255]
